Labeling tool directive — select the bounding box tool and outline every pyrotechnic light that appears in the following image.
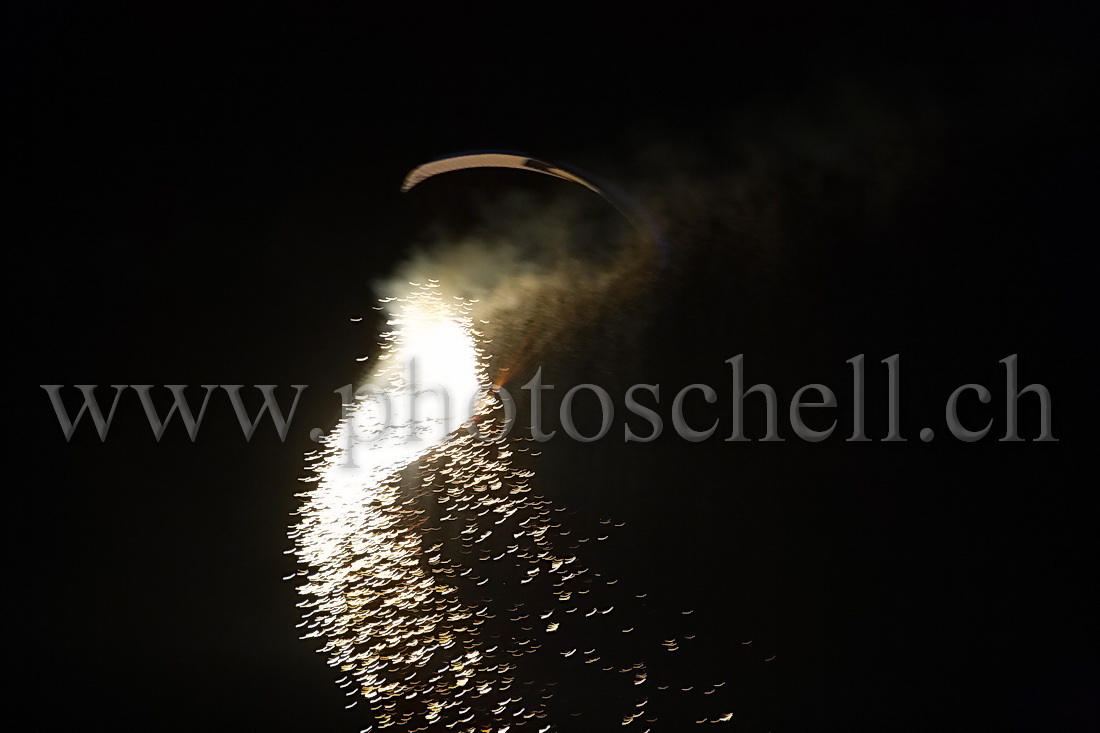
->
[291,281,735,731]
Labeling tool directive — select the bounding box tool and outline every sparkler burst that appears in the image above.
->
[291,281,733,731]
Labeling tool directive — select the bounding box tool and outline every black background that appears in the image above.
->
[8,3,1097,732]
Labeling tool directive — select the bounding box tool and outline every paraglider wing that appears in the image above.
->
[401,153,603,195]
[401,151,667,264]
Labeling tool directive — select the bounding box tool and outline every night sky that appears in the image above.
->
[10,3,1097,732]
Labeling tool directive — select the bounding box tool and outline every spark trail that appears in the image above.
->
[291,280,733,731]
